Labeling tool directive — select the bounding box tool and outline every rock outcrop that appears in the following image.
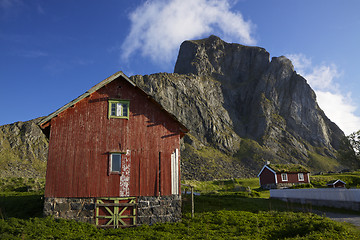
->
[0,117,48,178]
[131,35,357,179]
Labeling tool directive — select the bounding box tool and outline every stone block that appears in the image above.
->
[43,202,53,212]
[152,206,166,215]
[83,203,95,211]
[71,202,82,210]
[55,202,70,212]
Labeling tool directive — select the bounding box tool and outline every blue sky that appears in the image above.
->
[1,0,360,134]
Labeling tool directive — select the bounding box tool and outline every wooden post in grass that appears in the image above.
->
[181,184,195,218]
[191,186,194,218]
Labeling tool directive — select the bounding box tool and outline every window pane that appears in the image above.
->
[111,154,121,172]
[122,104,128,116]
[298,173,304,181]
[111,103,116,116]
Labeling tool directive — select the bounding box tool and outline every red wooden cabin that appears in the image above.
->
[326,179,346,188]
[258,163,310,189]
[39,71,188,227]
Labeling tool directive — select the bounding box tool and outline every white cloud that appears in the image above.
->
[304,64,340,91]
[287,54,360,135]
[121,0,256,64]
[316,91,360,135]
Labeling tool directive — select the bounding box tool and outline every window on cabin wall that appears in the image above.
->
[298,173,304,181]
[108,100,129,119]
[109,153,122,174]
[281,173,288,181]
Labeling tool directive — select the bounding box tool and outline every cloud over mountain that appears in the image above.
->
[287,53,360,135]
[121,0,256,64]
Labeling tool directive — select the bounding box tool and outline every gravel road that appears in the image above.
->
[323,212,360,227]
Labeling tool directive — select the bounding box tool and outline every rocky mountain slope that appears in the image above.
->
[0,117,48,178]
[1,36,358,180]
[131,35,359,179]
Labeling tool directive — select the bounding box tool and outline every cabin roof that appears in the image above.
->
[38,71,188,134]
[326,179,346,185]
[267,164,309,173]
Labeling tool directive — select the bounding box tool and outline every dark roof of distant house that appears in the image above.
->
[326,179,346,185]
[267,164,309,173]
[38,71,188,134]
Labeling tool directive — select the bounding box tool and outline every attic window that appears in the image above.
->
[298,173,304,181]
[108,100,129,119]
[281,173,288,181]
[109,153,122,174]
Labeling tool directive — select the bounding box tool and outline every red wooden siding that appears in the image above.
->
[259,167,276,185]
[44,77,182,198]
[276,172,309,184]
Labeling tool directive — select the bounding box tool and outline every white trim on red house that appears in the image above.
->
[327,179,346,186]
[257,165,278,185]
[307,172,310,184]
[257,165,276,176]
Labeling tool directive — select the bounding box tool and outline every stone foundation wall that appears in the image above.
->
[43,197,95,224]
[137,195,182,225]
[43,195,182,226]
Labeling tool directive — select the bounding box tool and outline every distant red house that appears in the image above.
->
[326,179,346,188]
[39,71,188,227]
[258,163,310,189]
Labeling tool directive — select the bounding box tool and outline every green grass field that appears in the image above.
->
[1,176,360,239]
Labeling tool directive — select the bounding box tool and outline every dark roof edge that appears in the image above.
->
[326,179,346,185]
[38,71,188,133]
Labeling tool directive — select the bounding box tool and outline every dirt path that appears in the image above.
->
[323,212,360,227]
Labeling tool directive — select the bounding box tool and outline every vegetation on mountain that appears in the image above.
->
[0,118,48,178]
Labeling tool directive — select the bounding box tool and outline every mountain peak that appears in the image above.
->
[174,35,270,78]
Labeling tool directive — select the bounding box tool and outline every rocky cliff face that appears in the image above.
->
[1,36,357,180]
[132,35,357,179]
[0,118,48,178]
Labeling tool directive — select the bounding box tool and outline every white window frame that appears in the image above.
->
[108,100,129,119]
[109,153,122,174]
[298,173,304,181]
[281,173,288,182]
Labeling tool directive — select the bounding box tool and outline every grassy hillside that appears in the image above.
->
[311,171,360,188]
[1,176,360,239]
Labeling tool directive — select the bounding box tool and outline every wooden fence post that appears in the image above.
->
[181,184,195,218]
[191,186,194,218]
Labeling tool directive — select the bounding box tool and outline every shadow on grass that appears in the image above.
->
[0,192,44,219]
[182,194,288,214]
[182,193,357,215]
[182,193,360,218]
